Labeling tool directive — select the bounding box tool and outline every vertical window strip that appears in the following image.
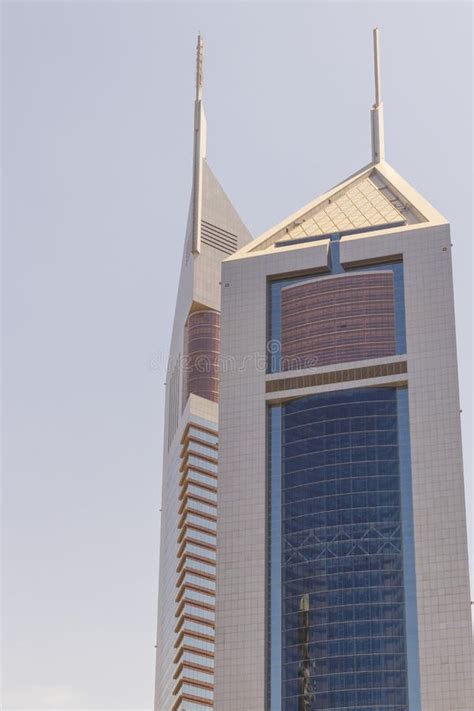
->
[397,388,421,710]
[269,405,282,711]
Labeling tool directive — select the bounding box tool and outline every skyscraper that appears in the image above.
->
[154,37,251,711]
[215,29,473,711]
[156,31,473,711]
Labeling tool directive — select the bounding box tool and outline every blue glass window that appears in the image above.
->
[268,387,420,710]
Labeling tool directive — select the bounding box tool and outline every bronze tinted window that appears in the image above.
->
[184,310,220,403]
[280,272,396,370]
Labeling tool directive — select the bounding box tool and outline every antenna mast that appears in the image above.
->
[192,34,206,254]
[196,34,204,100]
[371,28,385,163]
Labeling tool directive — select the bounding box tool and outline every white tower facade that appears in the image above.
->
[214,30,473,711]
[154,37,251,711]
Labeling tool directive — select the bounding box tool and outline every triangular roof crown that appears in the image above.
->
[229,159,446,259]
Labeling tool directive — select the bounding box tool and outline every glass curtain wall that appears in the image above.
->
[268,387,420,711]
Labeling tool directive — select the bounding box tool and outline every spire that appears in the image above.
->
[195,33,204,100]
[370,27,385,164]
[191,34,207,254]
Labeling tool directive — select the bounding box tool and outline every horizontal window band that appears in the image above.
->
[172,691,214,711]
[175,582,217,604]
[174,630,215,653]
[175,644,214,660]
[173,660,215,680]
[178,536,217,556]
[173,656,214,676]
[180,435,218,456]
[178,497,217,519]
[173,677,215,695]
[173,645,215,667]
[179,484,218,504]
[175,613,216,634]
[177,542,217,560]
[175,624,215,643]
[180,672,214,689]
[177,604,216,623]
[266,361,407,393]
[181,422,218,445]
[176,555,216,575]
[175,628,216,648]
[172,699,213,711]
[175,616,215,636]
[178,511,217,533]
[180,456,218,474]
[181,430,219,447]
[176,600,216,621]
[172,694,213,711]
[179,485,218,504]
[180,445,218,469]
[180,469,217,490]
[176,554,217,575]
[181,494,217,511]
[179,684,214,702]
[177,567,217,588]
[175,588,216,608]
[178,525,216,546]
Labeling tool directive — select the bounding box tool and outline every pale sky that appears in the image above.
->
[2,1,472,709]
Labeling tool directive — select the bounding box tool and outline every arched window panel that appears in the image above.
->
[280,272,396,371]
[184,310,220,403]
[268,262,406,374]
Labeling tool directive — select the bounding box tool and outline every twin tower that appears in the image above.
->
[154,32,473,711]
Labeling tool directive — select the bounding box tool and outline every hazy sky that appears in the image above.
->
[2,1,472,709]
